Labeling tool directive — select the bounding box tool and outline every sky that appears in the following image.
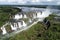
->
[0,0,60,5]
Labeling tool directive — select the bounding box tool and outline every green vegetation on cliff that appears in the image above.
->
[0,7,20,27]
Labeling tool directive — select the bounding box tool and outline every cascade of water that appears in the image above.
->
[36,9,51,19]
[18,22,22,28]
[10,24,14,30]
[14,14,23,20]
[22,21,27,27]
[29,19,32,23]
[1,26,7,35]
[10,23,17,31]
[36,12,42,18]
[23,14,27,18]
[42,9,51,18]
[33,14,36,19]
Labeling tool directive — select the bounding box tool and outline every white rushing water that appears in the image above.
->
[14,14,23,20]
[1,26,7,35]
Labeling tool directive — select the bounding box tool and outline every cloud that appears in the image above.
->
[0,0,6,2]
[47,0,52,1]
[0,0,60,5]
[31,0,40,2]
[7,0,16,2]
[57,2,60,5]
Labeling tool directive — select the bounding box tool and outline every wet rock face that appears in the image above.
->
[43,18,47,24]
[19,9,22,12]
[43,18,51,30]
[37,34,41,37]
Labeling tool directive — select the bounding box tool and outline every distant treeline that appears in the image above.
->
[0,5,60,9]
[0,5,47,8]
[0,5,49,8]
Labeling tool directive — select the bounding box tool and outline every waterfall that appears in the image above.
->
[23,14,27,18]
[14,14,23,20]
[10,23,17,31]
[33,14,36,19]
[22,21,27,27]
[18,22,22,28]
[1,26,7,35]
[29,19,32,23]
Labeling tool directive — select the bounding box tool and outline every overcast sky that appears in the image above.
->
[0,0,60,5]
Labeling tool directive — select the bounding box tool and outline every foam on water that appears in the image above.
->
[14,14,23,20]
[1,26,7,35]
